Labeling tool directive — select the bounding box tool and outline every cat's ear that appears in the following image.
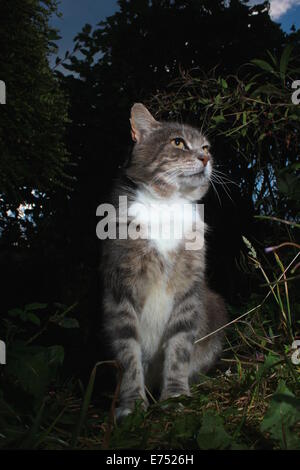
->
[130,103,159,143]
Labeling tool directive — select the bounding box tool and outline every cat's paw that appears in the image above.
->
[115,406,133,422]
[160,401,185,412]
[159,391,189,412]
[115,398,149,422]
[160,389,191,402]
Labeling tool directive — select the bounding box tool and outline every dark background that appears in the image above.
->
[0,0,299,400]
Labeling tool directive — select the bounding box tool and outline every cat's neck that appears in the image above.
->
[140,182,203,204]
[122,169,204,203]
[125,169,191,201]
[127,183,204,257]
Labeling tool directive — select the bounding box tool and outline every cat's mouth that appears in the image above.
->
[181,162,212,179]
[181,169,205,178]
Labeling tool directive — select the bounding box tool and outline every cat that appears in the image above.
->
[101,103,228,420]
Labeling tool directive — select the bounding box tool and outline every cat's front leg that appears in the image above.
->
[106,299,148,419]
[160,301,199,401]
[115,340,148,420]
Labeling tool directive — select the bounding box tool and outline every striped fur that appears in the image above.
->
[101,104,227,419]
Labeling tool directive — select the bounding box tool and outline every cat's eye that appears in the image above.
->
[202,145,210,154]
[171,138,187,150]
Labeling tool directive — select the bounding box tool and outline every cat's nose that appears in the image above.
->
[197,154,210,167]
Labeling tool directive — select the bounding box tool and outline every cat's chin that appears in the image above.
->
[181,169,203,177]
[181,164,211,179]
[180,172,209,187]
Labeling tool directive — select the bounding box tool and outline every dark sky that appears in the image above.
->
[50,0,119,60]
[50,0,300,63]
[279,6,300,32]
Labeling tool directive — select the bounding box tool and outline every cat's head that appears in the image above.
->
[126,103,212,200]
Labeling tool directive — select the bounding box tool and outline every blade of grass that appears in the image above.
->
[195,252,300,344]
[20,399,46,449]
[70,360,116,448]
[254,216,300,229]
[101,361,122,450]
[274,253,293,338]
[33,406,67,449]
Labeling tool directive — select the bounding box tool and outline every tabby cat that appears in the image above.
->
[101,103,227,419]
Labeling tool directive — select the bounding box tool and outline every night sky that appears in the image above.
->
[50,0,119,61]
[49,0,300,62]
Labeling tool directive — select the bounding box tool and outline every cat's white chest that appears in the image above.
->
[139,279,173,360]
[128,188,199,258]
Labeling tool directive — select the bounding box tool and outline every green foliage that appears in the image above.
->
[0,301,83,449]
[277,164,300,206]
[0,0,70,239]
[71,361,105,448]
[197,412,235,449]
[5,342,64,403]
[1,302,79,406]
[0,0,299,452]
[261,382,300,449]
[3,302,79,346]
[8,303,47,326]
[152,46,300,219]
[58,0,286,236]
[0,252,299,450]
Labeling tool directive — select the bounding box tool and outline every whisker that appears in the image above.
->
[150,167,183,188]
[151,168,176,184]
[211,174,232,190]
[212,169,239,186]
[209,178,222,206]
[210,175,235,204]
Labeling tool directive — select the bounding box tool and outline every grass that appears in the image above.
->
[3,345,298,450]
[0,238,300,450]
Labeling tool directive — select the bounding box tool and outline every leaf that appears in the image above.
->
[273,394,300,412]
[252,59,274,73]
[266,50,278,67]
[212,114,226,124]
[5,342,64,403]
[8,308,23,318]
[25,303,47,312]
[251,84,283,97]
[197,98,211,105]
[47,345,64,367]
[71,361,102,447]
[168,414,199,447]
[20,400,46,449]
[20,311,28,322]
[27,313,41,326]
[214,94,222,105]
[258,133,266,142]
[260,381,300,449]
[245,82,256,92]
[280,44,293,80]
[221,79,228,89]
[277,171,300,201]
[197,412,233,450]
[82,23,92,34]
[58,318,79,329]
[48,29,62,41]
[0,394,21,423]
[256,352,278,382]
